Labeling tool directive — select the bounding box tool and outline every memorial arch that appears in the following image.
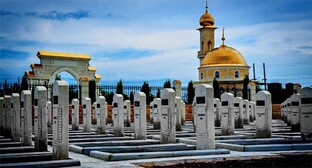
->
[25,51,101,100]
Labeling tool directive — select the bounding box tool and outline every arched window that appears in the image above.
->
[201,41,204,51]
[200,73,204,80]
[207,41,212,51]
[235,71,239,78]
[215,71,220,78]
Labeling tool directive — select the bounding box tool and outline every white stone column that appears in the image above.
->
[152,98,161,129]
[11,93,21,142]
[71,99,79,130]
[175,97,182,131]
[149,102,154,124]
[233,97,243,129]
[0,97,3,134]
[123,100,131,127]
[255,91,272,138]
[47,101,52,127]
[195,84,215,150]
[181,100,186,125]
[96,96,106,134]
[299,87,312,141]
[221,92,235,135]
[213,98,221,127]
[192,99,197,132]
[112,94,124,137]
[160,88,176,144]
[290,94,300,132]
[21,90,32,146]
[243,99,250,124]
[82,97,92,132]
[134,92,147,140]
[52,81,69,160]
[34,86,47,151]
[4,95,11,138]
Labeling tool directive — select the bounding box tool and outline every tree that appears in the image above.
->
[213,78,220,99]
[141,81,151,104]
[243,75,250,99]
[163,79,171,88]
[187,81,195,104]
[116,79,123,95]
[156,89,161,98]
[21,75,28,90]
[89,80,96,103]
[130,91,134,105]
[55,74,61,80]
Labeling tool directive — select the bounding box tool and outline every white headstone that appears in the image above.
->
[150,102,154,124]
[160,88,176,144]
[134,92,147,140]
[255,91,272,138]
[82,97,92,132]
[123,100,131,127]
[192,99,197,132]
[21,90,32,146]
[290,94,300,132]
[112,94,124,137]
[52,81,69,159]
[96,96,106,134]
[221,92,235,135]
[181,100,186,125]
[175,96,182,131]
[34,86,47,151]
[195,84,215,150]
[92,102,97,124]
[47,101,52,127]
[233,97,243,129]
[243,99,250,124]
[4,95,11,138]
[299,87,312,141]
[71,99,79,130]
[0,97,3,134]
[11,93,21,142]
[153,98,161,129]
[213,98,221,127]
[286,98,291,126]
[250,101,256,122]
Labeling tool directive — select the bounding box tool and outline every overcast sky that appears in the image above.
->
[0,0,311,87]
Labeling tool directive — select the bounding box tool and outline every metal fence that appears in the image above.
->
[0,82,188,103]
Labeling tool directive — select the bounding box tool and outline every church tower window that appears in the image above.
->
[200,72,204,79]
[235,71,239,78]
[215,71,220,78]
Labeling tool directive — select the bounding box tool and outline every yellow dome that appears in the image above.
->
[201,44,249,67]
[199,11,214,26]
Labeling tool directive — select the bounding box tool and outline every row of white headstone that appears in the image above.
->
[281,87,312,141]
[0,81,69,160]
[193,84,273,150]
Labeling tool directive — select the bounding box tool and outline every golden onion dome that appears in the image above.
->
[199,10,214,26]
[201,44,249,67]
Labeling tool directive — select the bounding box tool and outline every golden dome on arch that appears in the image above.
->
[201,44,249,67]
[199,11,214,26]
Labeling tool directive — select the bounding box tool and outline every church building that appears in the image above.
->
[195,3,250,97]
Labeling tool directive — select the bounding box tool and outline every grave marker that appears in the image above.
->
[192,99,197,132]
[299,87,312,142]
[96,96,106,134]
[290,94,300,132]
[181,100,186,125]
[213,98,221,127]
[123,100,131,127]
[21,90,32,146]
[71,99,79,130]
[233,97,243,128]
[175,96,182,131]
[255,91,272,138]
[243,99,250,124]
[82,97,92,132]
[221,92,235,135]
[4,95,11,138]
[112,94,124,137]
[47,101,52,127]
[11,93,21,142]
[150,102,154,124]
[160,88,176,144]
[52,81,69,159]
[195,84,215,150]
[134,92,147,139]
[34,86,47,151]
[153,98,161,129]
